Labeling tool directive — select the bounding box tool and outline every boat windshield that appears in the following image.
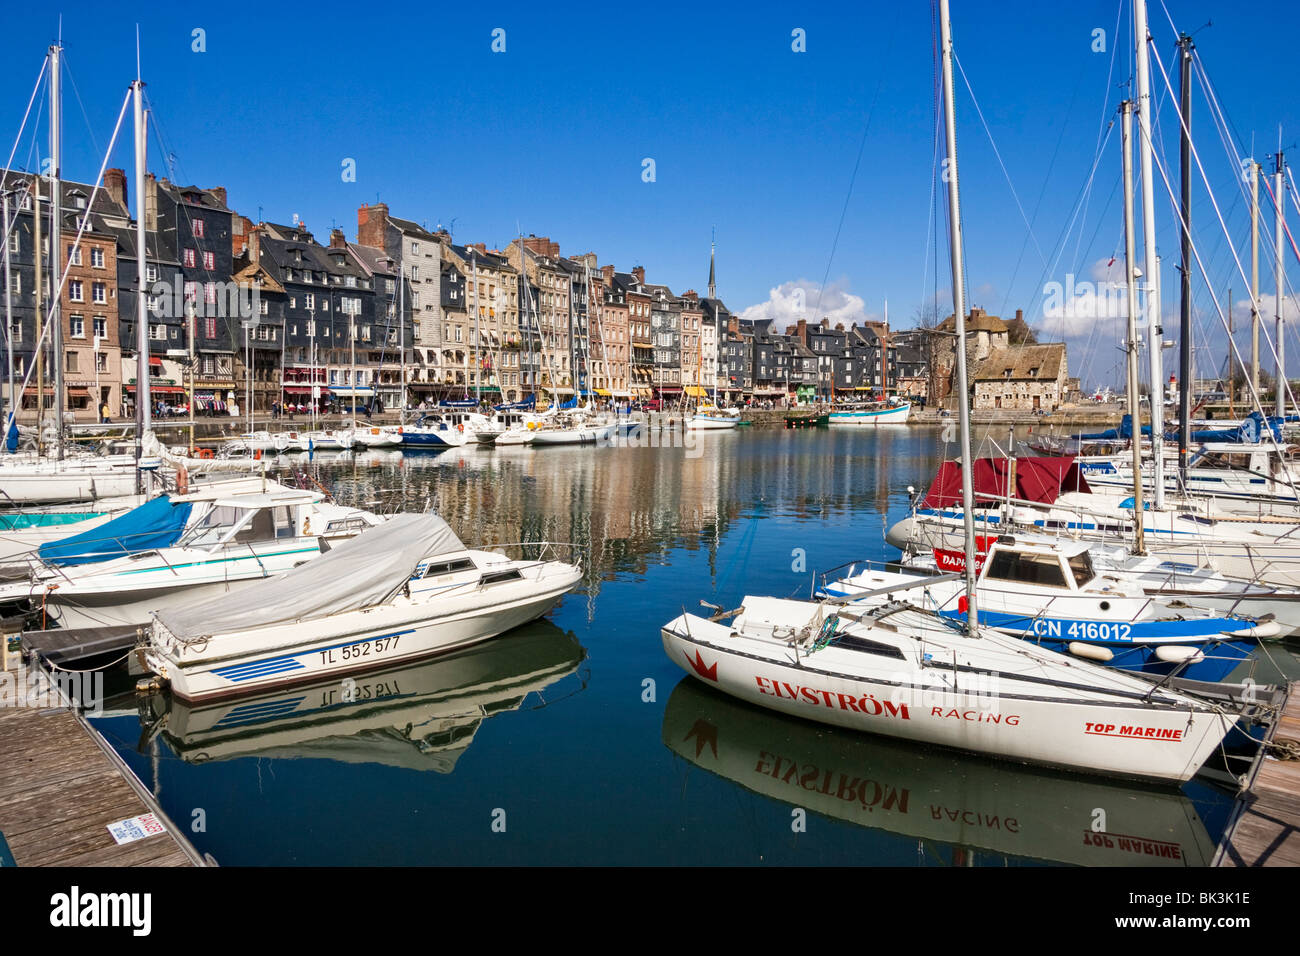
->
[1068,550,1096,587]
[177,505,248,549]
[983,548,1069,589]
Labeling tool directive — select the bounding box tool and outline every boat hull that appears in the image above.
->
[828,402,911,426]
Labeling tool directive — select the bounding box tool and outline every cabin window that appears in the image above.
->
[422,557,476,578]
[272,506,294,538]
[984,549,1068,588]
[480,568,523,586]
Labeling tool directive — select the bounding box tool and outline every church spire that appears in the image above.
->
[708,228,716,299]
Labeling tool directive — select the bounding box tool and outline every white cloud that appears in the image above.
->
[737,279,873,329]
[1235,293,1300,324]
[1039,258,1133,337]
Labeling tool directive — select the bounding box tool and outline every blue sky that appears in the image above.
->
[5,0,1300,389]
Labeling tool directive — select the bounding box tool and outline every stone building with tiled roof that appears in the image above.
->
[972,342,1069,412]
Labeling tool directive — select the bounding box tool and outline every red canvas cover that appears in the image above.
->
[921,457,1091,509]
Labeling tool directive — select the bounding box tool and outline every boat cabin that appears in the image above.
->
[174,491,327,549]
[977,539,1097,592]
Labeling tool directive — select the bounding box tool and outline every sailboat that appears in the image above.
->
[660,0,1244,785]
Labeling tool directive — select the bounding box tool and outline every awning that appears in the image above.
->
[126,384,186,394]
[684,386,708,398]
[148,356,162,367]
[328,386,375,397]
[594,388,612,397]
[658,387,683,394]
[282,386,314,395]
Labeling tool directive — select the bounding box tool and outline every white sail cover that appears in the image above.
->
[155,513,464,642]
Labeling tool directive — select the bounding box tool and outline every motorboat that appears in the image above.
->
[396,413,471,449]
[685,406,742,430]
[144,512,583,701]
[0,482,382,629]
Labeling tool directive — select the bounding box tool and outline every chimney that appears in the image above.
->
[104,168,128,210]
[632,266,645,285]
[835,323,845,332]
[1015,308,1024,324]
[601,264,614,283]
[329,227,347,250]
[357,202,389,251]
[144,172,158,233]
[232,214,253,258]
[797,318,808,345]
[247,223,262,267]
[209,186,228,208]
[820,317,829,329]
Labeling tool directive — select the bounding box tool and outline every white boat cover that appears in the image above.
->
[154,513,464,642]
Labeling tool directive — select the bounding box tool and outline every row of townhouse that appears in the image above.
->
[1,170,931,422]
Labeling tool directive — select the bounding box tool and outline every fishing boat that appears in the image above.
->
[785,410,829,429]
[144,513,583,701]
[0,484,381,629]
[828,399,911,426]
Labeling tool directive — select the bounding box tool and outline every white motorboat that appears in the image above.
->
[396,414,471,449]
[685,406,742,430]
[144,512,583,701]
[350,423,403,448]
[0,453,160,504]
[662,596,1237,784]
[0,483,382,629]
[529,412,619,446]
[304,428,356,452]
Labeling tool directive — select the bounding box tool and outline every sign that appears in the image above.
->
[106,812,167,845]
[932,535,997,575]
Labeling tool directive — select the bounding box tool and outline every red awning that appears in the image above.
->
[148,356,163,366]
[921,457,1092,510]
[126,384,186,394]
[282,386,314,395]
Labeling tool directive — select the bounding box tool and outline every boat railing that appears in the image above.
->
[474,540,586,575]
[815,557,939,598]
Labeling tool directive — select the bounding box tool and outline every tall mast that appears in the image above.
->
[1276,148,1287,418]
[1251,161,1261,397]
[1134,0,1166,509]
[33,177,43,454]
[132,77,149,492]
[1177,34,1193,488]
[2,191,11,449]
[939,0,978,633]
[398,251,405,425]
[49,43,63,459]
[1121,100,1146,554]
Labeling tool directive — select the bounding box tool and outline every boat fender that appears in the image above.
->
[1154,645,1204,664]
[457,423,464,432]
[253,448,263,460]
[1229,619,1281,639]
[1068,642,1114,662]
[176,466,189,496]
[199,448,215,460]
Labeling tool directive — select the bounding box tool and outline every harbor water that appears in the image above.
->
[86,426,1298,865]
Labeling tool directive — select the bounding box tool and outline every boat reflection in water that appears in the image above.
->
[661,678,1227,867]
[139,621,586,773]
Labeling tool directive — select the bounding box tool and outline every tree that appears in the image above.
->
[1005,313,1038,345]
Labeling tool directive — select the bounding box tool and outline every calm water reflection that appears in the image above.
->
[86,426,1266,864]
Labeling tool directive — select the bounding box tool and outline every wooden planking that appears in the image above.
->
[1217,681,1300,867]
[0,661,201,867]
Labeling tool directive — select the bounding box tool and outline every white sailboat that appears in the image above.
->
[660,0,1243,785]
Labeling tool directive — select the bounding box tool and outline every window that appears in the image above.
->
[93,317,106,339]
[203,251,214,271]
[70,315,84,338]
[9,321,19,344]
[68,280,83,302]
[91,247,104,268]
[259,299,268,315]
[9,272,19,295]
[305,293,315,311]
[95,351,107,372]
[411,241,419,255]
[146,265,158,282]
[984,549,1068,589]
[65,351,78,372]
[92,282,106,304]
[204,317,216,339]
[150,324,167,340]
[67,244,81,266]
[345,275,356,288]
[205,283,217,305]
[184,281,198,302]
[193,220,205,238]
[183,249,196,268]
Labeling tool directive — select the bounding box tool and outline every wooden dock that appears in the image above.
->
[0,653,204,867]
[1215,680,1300,867]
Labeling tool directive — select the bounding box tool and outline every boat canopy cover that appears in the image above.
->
[922,457,1092,510]
[38,495,193,567]
[439,399,479,408]
[494,395,536,411]
[154,513,464,642]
